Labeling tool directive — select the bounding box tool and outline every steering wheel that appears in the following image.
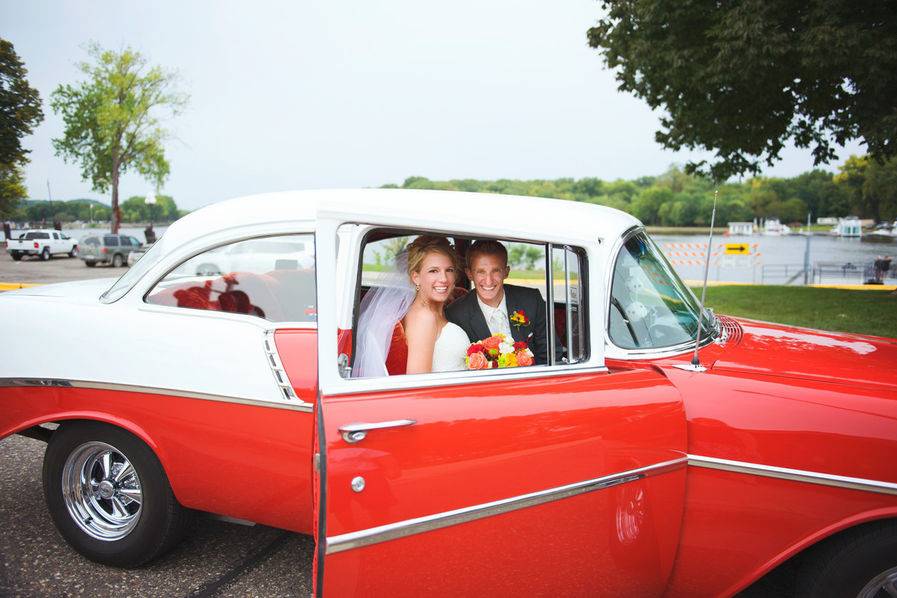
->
[611,297,640,347]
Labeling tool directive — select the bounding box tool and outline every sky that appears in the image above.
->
[3,1,865,211]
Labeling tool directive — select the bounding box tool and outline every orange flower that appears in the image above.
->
[467,352,489,370]
[482,335,502,351]
[516,351,534,367]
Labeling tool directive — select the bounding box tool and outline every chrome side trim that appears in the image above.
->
[264,330,313,409]
[325,457,686,554]
[688,455,897,496]
[0,378,314,413]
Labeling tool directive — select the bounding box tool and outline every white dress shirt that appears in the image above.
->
[477,293,512,337]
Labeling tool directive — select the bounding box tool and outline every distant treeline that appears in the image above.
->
[11,195,186,225]
[383,155,897,226]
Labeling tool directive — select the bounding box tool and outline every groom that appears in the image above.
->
[446,240,551,365]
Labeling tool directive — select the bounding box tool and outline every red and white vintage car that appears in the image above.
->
[1,189,896,597]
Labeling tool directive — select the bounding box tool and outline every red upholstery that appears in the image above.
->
[554,305,567,343]
[385,322,408,376]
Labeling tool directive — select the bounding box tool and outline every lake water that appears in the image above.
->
[654,233,896,285]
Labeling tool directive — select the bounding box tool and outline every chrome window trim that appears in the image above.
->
[316,217,609,397]
[546,243,556,366]
[136,302,318,329]
[126,224,315,303]
[688,454,897,496]
[604,227,716,361]
[0,378,313,413]
[326,457,686,554]
[325,363,609,397]
[263,330,313,408]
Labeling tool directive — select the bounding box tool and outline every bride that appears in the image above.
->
[352,235,469,377]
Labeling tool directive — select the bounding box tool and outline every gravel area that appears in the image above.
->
[0,435,313,597]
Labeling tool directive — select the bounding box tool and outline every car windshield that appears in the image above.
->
[608,231,716,350]
[100,235,170,303]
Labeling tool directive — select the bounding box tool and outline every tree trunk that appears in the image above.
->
[111,160,121,234]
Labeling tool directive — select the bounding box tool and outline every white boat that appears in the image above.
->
[832,217,862,237]
[763,218,791,236]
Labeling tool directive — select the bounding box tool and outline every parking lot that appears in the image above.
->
[0,248,117,286]
[0,250,315,597]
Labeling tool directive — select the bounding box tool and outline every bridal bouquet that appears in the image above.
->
[466,333,535,369]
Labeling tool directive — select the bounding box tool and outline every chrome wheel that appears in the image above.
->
[858,566,897,598]
[61,441,142,541]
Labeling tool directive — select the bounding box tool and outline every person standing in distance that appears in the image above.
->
[446,240,551,365]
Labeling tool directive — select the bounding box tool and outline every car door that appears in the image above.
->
[312,219,688,596]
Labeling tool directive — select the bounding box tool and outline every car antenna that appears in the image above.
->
[675,188,718,373]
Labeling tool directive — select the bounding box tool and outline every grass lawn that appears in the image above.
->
[699,285,897,338]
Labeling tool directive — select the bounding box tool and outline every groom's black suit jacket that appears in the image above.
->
[446,284,550,365]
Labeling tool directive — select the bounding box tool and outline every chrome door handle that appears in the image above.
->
[339,419,416,444]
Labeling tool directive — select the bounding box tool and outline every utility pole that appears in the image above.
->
[803,212,812,285]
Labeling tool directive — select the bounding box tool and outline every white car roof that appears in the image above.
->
[162,189,642,249]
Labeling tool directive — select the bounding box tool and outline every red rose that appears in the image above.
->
[516,351,534,367]
[513,341,528,351]
[467,352,489,370]
[467,343,484,356]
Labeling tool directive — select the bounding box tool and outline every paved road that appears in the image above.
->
[0,252,316,596]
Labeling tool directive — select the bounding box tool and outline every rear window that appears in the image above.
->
[84,237,100,247]
[103,236,120,247]
[24,232,50,240]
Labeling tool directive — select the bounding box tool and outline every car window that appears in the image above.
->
[145,234,316,323]
[348,231,586,379]
[103,235,120,247]
[129,236,140,247]
[84,237,99,247]
[53,232,60,240]
[61,234,70,240]
[608,231,710,350]
[25,232,50,240]
[550,245,588,364]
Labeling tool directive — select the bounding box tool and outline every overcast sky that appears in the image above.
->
[4,0,864,210]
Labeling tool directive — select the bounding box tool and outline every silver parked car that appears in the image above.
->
[79,234,143,267]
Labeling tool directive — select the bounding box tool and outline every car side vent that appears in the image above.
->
[717,315,743,346]
[264,331,298,401]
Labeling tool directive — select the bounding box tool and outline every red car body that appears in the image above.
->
[0,190,894,596]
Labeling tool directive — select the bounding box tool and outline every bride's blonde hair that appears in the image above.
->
[406,235,459,281]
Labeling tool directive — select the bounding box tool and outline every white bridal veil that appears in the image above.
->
[351,249,414,378]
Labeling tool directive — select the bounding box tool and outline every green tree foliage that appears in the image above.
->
[0,39,44,218]
[0,165,28,219]
[838,156,897,222]
[51,43,187,233]
[384,158,887,226]
[120,194,180,222]
[587,1,897,181]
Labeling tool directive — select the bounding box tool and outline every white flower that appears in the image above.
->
[499,341,513,354]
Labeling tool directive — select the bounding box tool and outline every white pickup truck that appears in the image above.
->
[6,230,79,261]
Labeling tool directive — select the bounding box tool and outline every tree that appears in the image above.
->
[588,1,897,181]
[0,39,44,218]
[51,43,186,233]
[0,165,27,218]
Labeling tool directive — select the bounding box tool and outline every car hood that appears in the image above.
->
[713,318,897,392]
[1,278,117,302]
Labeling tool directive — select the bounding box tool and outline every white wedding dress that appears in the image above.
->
[432,322,470,372]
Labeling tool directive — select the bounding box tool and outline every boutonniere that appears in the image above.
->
[510,309,530,329]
